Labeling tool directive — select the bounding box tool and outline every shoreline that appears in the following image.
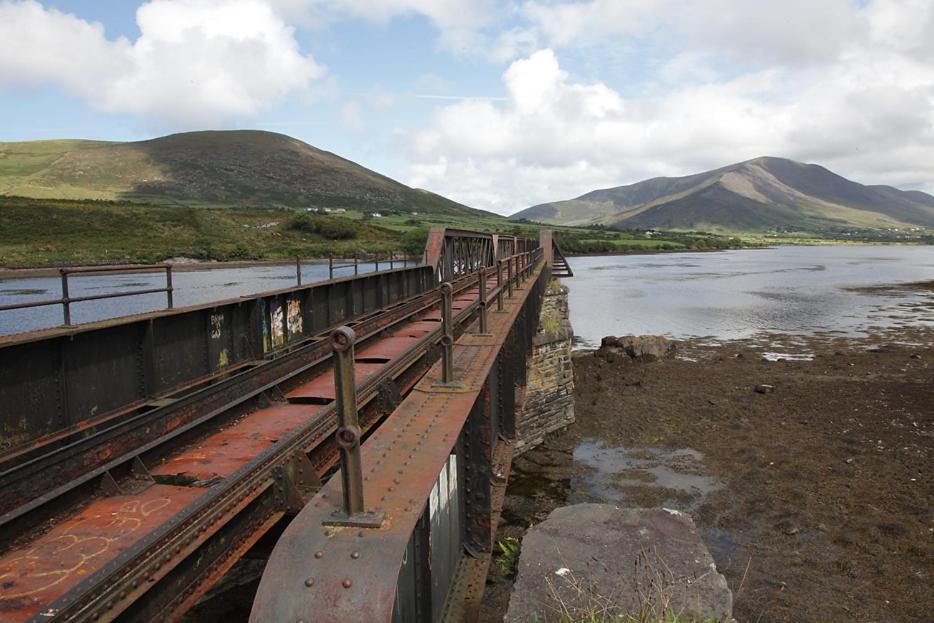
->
[481,326,933,622]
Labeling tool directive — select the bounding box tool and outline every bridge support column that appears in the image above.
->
[515,280,575,454]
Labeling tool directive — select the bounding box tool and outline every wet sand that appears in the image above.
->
[482,327,934,622]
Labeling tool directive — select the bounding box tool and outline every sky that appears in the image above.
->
[1,0,933,215]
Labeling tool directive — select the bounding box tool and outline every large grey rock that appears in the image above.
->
[505,504,732,622]
[599,335,676,362]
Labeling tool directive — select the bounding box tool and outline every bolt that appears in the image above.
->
[351,551,360,559]
[304,578,315,587]
[314,551,323,559]
[342,579,353,589]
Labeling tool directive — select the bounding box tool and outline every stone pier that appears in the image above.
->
[516,280,575,454]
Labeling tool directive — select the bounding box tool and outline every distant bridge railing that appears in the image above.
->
[0,264,175,326]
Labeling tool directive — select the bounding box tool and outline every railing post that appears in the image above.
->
[166,265,174,309]
[476,267,488,334]
[434,282,460,386]
[328,254,334,280]
[496,259,504,312]
[60,269,71,326]
[389,252,394,270]
[506,258,514,298]
[295,257,302,286]
[323,327,384,528]
[354,252,359,275]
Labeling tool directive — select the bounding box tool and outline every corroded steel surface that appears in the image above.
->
[285,363,385,403]
[0,232,542,623]
[249,258,545,623]
[0,485,204,622]
[149,404,321,483]
[354,336,422,362]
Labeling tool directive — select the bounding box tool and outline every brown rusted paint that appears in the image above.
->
[0,234,542,622]
[249,258,545,623]
[0,485,204,622]
[354,336,421,362]
[149,404,322,483]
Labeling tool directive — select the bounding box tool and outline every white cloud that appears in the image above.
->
[405,40,934,214]
[0,0,323,127]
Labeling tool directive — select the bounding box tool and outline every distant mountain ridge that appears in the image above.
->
[511,157,934,232]
[0,130,483,217]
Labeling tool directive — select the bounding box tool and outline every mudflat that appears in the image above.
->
[484,326,933,623]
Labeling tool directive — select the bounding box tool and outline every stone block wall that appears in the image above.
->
[516,280,575,454]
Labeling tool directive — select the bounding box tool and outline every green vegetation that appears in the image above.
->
[0,194,758,267]
[287,213,359,240]
[552,228,746,254]
[0,196,406,266]
[496,537,521,577]
[0,131,482,217]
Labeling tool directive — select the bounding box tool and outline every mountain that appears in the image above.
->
[0,130,482,216]
[511,157,934,232]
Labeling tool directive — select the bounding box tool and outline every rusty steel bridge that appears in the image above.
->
[0,227,573,622]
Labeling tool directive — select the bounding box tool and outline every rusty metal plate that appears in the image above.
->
[422,309,443,321]
[286,363,384,403]
[150,404,322,483]
[354,336,421,362]
[393,320,442,337]
[0,485,204,622]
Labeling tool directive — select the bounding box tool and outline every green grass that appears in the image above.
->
[0,195,764,268]
[0,196,413,267]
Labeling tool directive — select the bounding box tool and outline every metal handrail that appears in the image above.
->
[0,264,174,326]
[326,251,417,279]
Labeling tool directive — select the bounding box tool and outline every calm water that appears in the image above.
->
[0,261,391,337]
[566,245,934,347]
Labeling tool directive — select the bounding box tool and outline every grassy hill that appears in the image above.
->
[0,130,481,216]
[512,157,934,234]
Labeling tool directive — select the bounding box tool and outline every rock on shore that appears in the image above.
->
[598,335,676,361]
[504,504,732,622]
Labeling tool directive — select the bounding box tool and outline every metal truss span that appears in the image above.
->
[250,251,548,623]
[0,228,546,623]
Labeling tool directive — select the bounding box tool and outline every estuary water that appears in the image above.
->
[566,245,934,347]
[0,261,386,337]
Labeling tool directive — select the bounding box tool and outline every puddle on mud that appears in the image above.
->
[570,441,724,512]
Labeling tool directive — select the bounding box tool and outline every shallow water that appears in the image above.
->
[0,261,389,336]
[571,440,724,512]
[566,245,934,347]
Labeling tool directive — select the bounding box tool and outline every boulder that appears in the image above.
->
[598,335,676,362]
[505,504,732,623]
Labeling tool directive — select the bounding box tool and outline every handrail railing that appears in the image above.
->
[249,245,548,623]
[0,264,174,326]
[325,251,418,280]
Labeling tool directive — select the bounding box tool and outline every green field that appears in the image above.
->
[0,196,753,268]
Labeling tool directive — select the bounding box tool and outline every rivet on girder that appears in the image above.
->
[342,579,353,589]
[304,578,315,587]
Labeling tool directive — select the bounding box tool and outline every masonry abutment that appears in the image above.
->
[516,279,575,454]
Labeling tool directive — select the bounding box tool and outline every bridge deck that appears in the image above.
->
[0,275,504,622]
